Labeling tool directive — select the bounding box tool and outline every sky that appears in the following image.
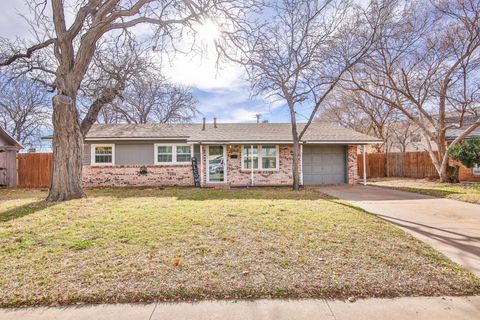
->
[0,1,292,124]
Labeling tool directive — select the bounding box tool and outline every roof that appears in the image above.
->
[445,126,480,141]
[0,127,23,149]
[84,122,382,144]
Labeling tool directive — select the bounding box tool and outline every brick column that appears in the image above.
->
[347,145,359,184]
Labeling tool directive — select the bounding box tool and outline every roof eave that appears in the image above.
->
[0,128,23,149]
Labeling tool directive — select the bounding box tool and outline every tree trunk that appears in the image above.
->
[438,151,450,182]
[47,94,86,202]
[292,137,301,190]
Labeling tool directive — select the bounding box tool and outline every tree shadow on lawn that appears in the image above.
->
[0,200,56,223]
[330,199,480,272]
[86,186,334,201]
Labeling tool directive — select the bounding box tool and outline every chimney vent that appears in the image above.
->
[202,117,206,131]
[214,117,217,128]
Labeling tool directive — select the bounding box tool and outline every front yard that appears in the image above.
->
[0,188,479,307]
[369,178,480,204]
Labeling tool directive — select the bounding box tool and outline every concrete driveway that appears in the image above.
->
[317,185,480,276]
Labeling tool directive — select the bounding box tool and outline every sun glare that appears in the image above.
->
[197,19,220,43]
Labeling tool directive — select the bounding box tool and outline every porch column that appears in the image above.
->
[200,144,204,187]
[300,144,304,186]
[250,144,254,187]
[363,145,367,186]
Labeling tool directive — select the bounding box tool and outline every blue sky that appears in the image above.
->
[0,1,292,124]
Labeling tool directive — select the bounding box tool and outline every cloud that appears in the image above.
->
[1,2,292,124]
[0,1,31,39]
[194,84,287,123]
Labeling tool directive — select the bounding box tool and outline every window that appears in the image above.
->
[157,146,173,163]
[91,144,114,165]
[262,145,277,169]
[176,146,192,162]
[154,144,192,164]
[242,145,278,170]
[473,164,480,176]
[243,145,258,169]
[410,133,421,143]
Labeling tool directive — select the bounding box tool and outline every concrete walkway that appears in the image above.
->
[1,297,480,320]
[317,185,480,276]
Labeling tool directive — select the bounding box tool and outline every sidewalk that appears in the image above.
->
[1,296,480,320]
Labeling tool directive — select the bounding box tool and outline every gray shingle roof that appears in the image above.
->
[85,122,381,144]
[445,127,480,141]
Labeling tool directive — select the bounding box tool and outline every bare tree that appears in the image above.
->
[320,88,396,153]
[79,35,152,129]
[0,75,51,148]
[107,74,198,124]
[0,0,255,201]
[347,0,480,181]
[218,0,391,189]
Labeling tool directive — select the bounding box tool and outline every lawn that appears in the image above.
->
[0,188,479,307]
[369,178,480,204]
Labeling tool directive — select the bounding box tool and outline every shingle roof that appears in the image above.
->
[85,122,381,144]
[0,126,23,149]
[445,127,480,141]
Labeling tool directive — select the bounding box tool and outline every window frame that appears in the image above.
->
[241,145,279,171]
[154,143,193,165]
[242,145,259,170]
[91,144,115,166]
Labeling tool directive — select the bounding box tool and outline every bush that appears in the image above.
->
[448,138,480,168]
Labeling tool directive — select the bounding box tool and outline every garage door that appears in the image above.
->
[302,145,346,185]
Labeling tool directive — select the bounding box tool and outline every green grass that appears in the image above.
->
[369,179,480,204]
[0,187,479,307]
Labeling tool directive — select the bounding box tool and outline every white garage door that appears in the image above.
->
[302,145,346,185]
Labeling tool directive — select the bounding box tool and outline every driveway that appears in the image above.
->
[317,185,480,276]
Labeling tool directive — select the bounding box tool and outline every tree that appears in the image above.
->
[0,75,51,148]
[0,0,254,201]
[104,73,198,124]
[347,0,480,181]
[219,0,391,189]
[449,138,480,169]
[320,88,396,153]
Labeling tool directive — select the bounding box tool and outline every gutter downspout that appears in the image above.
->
[363,145,367,186]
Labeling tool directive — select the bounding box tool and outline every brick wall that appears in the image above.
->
[83,164,194,187]
[201,144,295,187]
[455,161,480,182]
[347,145,359,184]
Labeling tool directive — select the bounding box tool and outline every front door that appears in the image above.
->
[207,146,226,183]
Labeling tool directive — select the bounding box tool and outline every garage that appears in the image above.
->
[302,145,346,185]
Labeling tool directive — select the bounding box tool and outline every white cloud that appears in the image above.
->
[160,52,246,90]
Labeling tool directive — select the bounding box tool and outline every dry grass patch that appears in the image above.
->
[0,187,479,307]
[369,178,480,204]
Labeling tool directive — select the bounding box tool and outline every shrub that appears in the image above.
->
[448,138,480,168]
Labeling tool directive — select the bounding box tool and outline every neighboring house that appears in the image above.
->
[446,126,480,182]
[385,113,478,153]
[0,127,23,187]
[383,120,436,153]
[80,121,380,187]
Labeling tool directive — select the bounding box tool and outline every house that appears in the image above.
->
[81,121,381,188]
[446,126,480,182]
[0,127,23,187]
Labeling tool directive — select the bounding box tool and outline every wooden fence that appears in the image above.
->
[357,151,439,179]
[17,153,53,188]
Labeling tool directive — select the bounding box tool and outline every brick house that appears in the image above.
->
[445,126,480,182]
[81,121,381,188]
